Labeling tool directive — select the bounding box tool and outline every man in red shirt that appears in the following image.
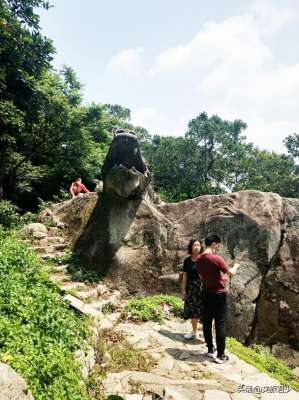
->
[69,178,90,198]
[196,234,240,363]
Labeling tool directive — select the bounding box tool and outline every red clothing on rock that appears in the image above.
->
[196,253,229,294]
[70,182,89,195]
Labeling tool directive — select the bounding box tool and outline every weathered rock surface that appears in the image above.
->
[38,130,299,366]
[102,318,299,400]
[0,362,34,399]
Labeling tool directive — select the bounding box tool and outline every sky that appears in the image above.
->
[39,0,299,153]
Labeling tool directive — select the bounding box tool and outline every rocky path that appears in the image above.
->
[102,318,299,400]
[22,223,121,331]
[22,222,299,400]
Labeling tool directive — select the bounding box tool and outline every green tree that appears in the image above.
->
[186,112,248,191]
[0,0,54,199]
[144,112,299,201]
[284,133,299,158]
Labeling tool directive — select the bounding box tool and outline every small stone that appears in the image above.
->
[231,393,257,400]
[25,222,48,238]
[124,395,143,400]
[164,386,203,400]
[292,367,299,378]
[204,390,231,400]
[98,317,113,330]
[179,351,190,360]
[63,294,103,318]
[60,282,86,292]
[97,283,108,295]
[157,357,174,371]
[0,362,34,399]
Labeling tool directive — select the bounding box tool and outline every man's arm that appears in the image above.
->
[217,256,240,277]
[81,184,90,193]
[69,183,75,198]
[227,263,240,276]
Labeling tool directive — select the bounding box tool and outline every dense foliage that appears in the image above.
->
[227,338,299,391]
[143,113,299,202]
[0,0,298,209]
[0,1,112,209]
[0,229,90,399]
[121,295,183,322]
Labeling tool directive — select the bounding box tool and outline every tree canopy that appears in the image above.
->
[0,0,298,210]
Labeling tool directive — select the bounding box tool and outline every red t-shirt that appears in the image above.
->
[196,253,229,293]
[71,182,89,195]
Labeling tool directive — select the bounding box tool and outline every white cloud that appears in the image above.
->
[147,1,299,152]
[102,1,299,153]
[131,107,185,136]
[244,0,299,35]
[150,14,271,77]
[106,47,144,78]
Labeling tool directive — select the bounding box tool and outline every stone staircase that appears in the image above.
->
[21,223,299,400]
[22,223,122,330]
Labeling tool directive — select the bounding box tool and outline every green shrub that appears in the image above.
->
[87,331,154,399]
[121,295,183,322]
[0,200,20,229]
[227,337,299,391]
[0,230,90,399]
[102,302,116,314]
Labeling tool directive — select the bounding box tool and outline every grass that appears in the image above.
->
[227,337,299,391]
[87,330,155,399]
[121,295,183,322]
[53,252,102,283]
[0,228,91,400]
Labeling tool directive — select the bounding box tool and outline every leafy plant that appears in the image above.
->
[121,295,183,322]
[102,302,117,314]
[87,330,155,399]
[227,337,299,391]
[0,200,21,229]
[0,229,91,399]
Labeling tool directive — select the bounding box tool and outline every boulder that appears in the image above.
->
[22,223,48,238]
[38,130,299,366]
[0,362,34,399]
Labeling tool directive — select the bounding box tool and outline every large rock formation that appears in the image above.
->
[0,362,34,399]
[40,130,299,367]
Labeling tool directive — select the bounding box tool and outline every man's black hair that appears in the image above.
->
[187,239,201,254]
[205,234,221,246]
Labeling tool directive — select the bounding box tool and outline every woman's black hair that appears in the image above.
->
[187,239,202,254]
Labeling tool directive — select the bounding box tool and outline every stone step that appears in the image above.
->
[47,227,63,236]
[40,251,65,260]
[50,273,71,283]
[76,287,100,300]
[54,243,68,251]
[52,264,68,273]
[60,281,86,292]
[31,243,67,253]
[38,236,65,245]
[63,294,103,318]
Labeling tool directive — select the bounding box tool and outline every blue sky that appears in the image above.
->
[39,0,299,153]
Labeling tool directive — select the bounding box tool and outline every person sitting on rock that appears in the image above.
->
[69,177,90,199]
[181,239,204,340]
[196,234,240,363]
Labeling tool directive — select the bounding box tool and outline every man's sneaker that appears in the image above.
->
[214,354,229,364]
[207,348,216,358]
[184,331,196,340]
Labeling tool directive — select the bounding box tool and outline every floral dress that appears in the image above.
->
[182,256,203,321]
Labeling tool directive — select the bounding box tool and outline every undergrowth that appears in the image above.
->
[53,252,102,283]
[227,338,299,391]
[121,295,183,322]
[87,330,155,399]
[0,228,91,399]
